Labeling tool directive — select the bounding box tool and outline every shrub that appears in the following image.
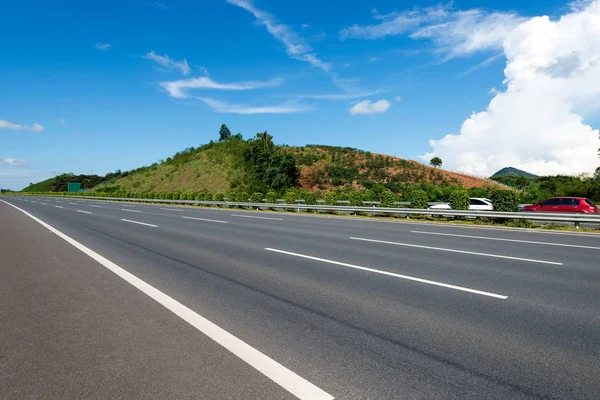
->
[266,191,277,203]
[284,191,297,204]
[349,191,364,207]
[410,190,428,209]
[251,192,264,203]
[213,192,225,202]
[172,192,180,200]
[491,189,519,212]
[325,191,338,206]
[203,192,213,201]
[449,190,470,210]
[380,191,398,208]
[303,192,317,205]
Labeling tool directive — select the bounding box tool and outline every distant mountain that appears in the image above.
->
[491,167,538,179]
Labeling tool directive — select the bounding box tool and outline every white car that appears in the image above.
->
[428,198,494,211]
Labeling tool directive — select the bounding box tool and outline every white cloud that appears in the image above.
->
[0,158,28,166]
[340,5,524,59]
[95,43,111,51]
[349,99,391,115]
[160,76,282,98]
[291,90,386,100]
[199,98,310,114]
[226,0,331,71]
[394,96,402,101]
[144,1,167,9]
[58,118,67,125]
[423,1,600,176]
[145,50,190,75]
[0,119,44,133]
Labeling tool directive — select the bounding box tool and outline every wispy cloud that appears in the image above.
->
[95,43,112,51]
[291,90,386,100]
[58,118,67,125]
[349,99,391,115]
[456,52,503,77]
[145,50,190,75]
[199,98,310,114]
[160,75,282,98]
[143,1,167,9]
[340,5,524,59]
[226,0,331,72]
[0,158,28,166]
[0,119,44,133]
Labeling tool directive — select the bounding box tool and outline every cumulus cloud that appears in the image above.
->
[0,119,44,133]
[160,76,282,98]
[145,50,190,75]
[199,98,310,114]
[226,0,331,71]
[349,99,391,115]
[424,1,600,176]
[95,43,111,51]
[0,158,28,166]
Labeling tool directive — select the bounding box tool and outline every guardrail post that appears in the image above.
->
[575,221,580,229]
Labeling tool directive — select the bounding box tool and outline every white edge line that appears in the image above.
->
[121,218,157,228]
[77,210,92,214]
[411,230,600,250]
[265,248,507,300]
[121,208,142,213]
[0,200,333,400]
[349,237,563,266]
[182,216,228,224]
[231,214,282,221]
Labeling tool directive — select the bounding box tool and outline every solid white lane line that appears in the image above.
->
[411,230,600,250]
[55,206,63,209]
[121,219,157,227]
[350,237,563,266]
[89,205,102,208]
[160,208,184,212]
[1,199,333,400]
[121,208,141,213]
[182,216,228,224]
[265,248,507,300]
[231,214,282,221]
[77,210,92,214]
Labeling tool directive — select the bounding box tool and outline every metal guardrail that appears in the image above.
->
[24,194,600,228]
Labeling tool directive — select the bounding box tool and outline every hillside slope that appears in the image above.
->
[91,137,499,195]
[491,167,538,179]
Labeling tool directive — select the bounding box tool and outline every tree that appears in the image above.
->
[449,190,469,210]
[218,124,231,142]
[430,157,442,168]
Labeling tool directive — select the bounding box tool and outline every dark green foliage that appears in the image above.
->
[410,190,429,209]
[180,193,188,200]
[449,190,470,210]
[491,167,537,179]
[219,124,231,142]
[325,191,337,205]
[302,192,317,205]
[172,192,180,200]
[349,191,364,206]
[430,157,442,168]
[284,191,297,204]
[244,132,299,192]
[251,192,264,203]
[491,189,519,212]
[379,191,398,208]
[213,192,225,201]
[266,191,277,203]
[236,191,249,202]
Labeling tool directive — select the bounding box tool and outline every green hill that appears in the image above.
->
[491,167,538,179]
[21,173,116,193]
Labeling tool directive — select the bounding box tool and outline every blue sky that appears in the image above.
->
[2,0,599,190]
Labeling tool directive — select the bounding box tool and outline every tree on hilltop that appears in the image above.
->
[219,124,231,142]
[430,157,442,168]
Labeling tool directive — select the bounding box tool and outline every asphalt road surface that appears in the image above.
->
[1,196,599,399]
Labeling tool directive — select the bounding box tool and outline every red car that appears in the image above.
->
[522,197,599,213]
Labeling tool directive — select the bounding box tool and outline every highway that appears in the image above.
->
[1,196,599,399]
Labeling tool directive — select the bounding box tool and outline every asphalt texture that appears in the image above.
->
[1,196,599,399]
